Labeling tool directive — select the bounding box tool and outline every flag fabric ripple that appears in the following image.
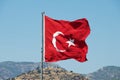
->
[44,16,90,62]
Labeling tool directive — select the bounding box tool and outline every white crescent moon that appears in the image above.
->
[52,31,66,52]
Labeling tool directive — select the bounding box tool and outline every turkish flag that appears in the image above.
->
[45,16,90,62]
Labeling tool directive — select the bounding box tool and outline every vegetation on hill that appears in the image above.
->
[11,67,88,80]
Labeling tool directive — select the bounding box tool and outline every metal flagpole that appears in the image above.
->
[41,12,45,80]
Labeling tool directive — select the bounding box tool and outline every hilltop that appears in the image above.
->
[12,67,88,80]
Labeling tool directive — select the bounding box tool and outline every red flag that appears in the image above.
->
[45,16,90,62]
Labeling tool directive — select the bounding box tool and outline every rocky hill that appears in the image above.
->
[11,67,88,80]
[87,66,120,80]
[0,61,58,80]
[1,61,120,80]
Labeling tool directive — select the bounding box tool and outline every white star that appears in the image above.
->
[66,39,75,47]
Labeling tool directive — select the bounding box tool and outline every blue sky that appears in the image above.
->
[0,0,120,74]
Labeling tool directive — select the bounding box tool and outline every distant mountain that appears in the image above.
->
[11,67,88,80]
[1,61,120,80]
[0,61,58,80]
[87,66,120,80]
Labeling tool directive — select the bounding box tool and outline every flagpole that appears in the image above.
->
[41,12,45,80]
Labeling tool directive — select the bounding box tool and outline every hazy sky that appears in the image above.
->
[0,0,120,74]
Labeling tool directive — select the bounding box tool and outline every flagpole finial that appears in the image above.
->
[42,12,45,14]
